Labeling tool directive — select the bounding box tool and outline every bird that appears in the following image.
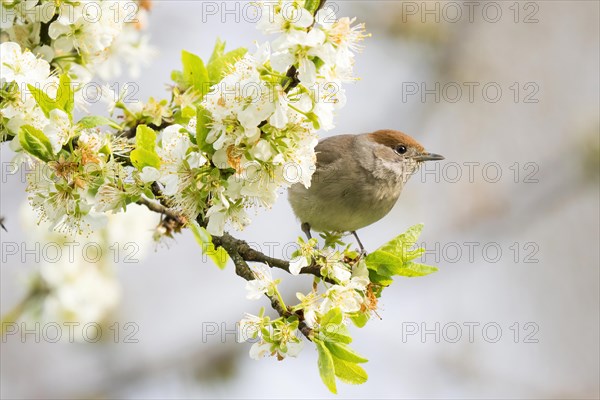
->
[288,129,444,251]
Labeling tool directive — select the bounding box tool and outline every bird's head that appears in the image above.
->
[366,129,444,180]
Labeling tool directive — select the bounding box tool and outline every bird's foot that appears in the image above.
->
[351,231,367,256]
[301,222,312,240]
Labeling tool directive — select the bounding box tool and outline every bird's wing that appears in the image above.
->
[315,134,354,169]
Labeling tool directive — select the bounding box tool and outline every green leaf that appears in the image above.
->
[208,38,226,66]
[28,73,74,119]
[324,330,353,345]
[27,84,56,117]
[367,251,437,278]
[304,111,321,130]
[189,222,229,269]
[207,47,247,84]
[332,358,368,385]
[366,224,432,277]
[135,125,156,148]
[55,73,74,116]
[304,0,322,14]
[196,105,214,154]
[315,339,337,394]
[182,50,209,95]
[77,116,121,130]
[325,342,368,363]
[365,224,438,295]
[368,269,393,287]
[130,148,160,170]
[320,307,343,327]
[350,312,370,328]
[394,262,438,277]
[171,70,185,87]
[405,246,426,261]
[18,125,54,162]
[377,223,424,257]
[317,311,353,344]
[181,106,196,120]
[130,125,161,170]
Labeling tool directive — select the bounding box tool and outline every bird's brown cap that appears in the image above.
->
[368,129,425,153]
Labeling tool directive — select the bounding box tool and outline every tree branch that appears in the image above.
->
[211,231,330,281]
[218,235,313,340]
[136,197,184,223]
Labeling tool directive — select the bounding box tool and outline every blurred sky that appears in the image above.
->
[1,1,599,399]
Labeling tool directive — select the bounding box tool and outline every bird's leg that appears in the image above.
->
[301,222,312,240]
[351,231,366,255]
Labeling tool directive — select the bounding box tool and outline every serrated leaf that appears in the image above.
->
[315,339,337,394]
[376,223,424,257]
[366,223,427,277]
[405,246,426,261]
[182,50,208,95]
[367,252,437,278]
[325,342,368,363]
[332,358,368,385]
[18,125,54,162]
[189,222,229,269]
[130,125,160,170]
[394,261,438,277]
[196,105,213,154]
[77,116,120,130]
[207,47,247,84]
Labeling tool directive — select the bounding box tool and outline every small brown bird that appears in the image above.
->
[288,129,444,250]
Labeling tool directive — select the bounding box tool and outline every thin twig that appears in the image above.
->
[219,236,313,340]
[121,120,172,139]
[136,197,185,225]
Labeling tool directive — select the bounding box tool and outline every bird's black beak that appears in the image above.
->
[414,152,445,162]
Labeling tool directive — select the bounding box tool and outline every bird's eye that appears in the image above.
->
[395,145,407,155]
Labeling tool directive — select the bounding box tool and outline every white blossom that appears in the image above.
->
[40,258,120,325]
[238,313,263,343]
[95,28,157,80]
[43,109,77,153]
[0,41,50,86]
[245,264,276,300]
[321,284,364,314]
[139,166,161,183]
[49,1,124,58]
[256,0,314,35]
[249,340,272,360]
[289,255,309,275]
